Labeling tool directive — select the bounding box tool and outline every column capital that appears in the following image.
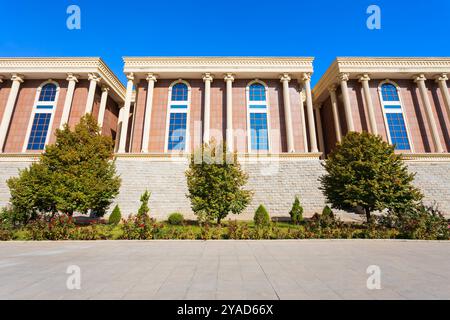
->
[101,85,110,93]
[66,73,79,82]
[11,74,25,83]
[301,72,312,82]
[88,73,101,82]
[435,73,448,82]
[224,73,235,82]
[338,73,350,82]
[146,73,158,82]
[202,73,214,83]
[126,73,135,81]
[280,73,291,82]
[358,74,371,82]
[414,74,427,83]
[328,84,337,93]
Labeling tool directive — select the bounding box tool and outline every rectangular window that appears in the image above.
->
[168,113,187,151]
[386,113,411,150]
[250,113,269,151]
[27,113,52,150]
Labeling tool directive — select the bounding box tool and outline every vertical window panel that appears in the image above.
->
[27,113,52,150]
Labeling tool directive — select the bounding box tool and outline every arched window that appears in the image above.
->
[24,82,59,151]
[166,81,190,151]
[247,81,269,151]
[379,82,411,151]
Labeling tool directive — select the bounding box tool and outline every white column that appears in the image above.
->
[415,74,444,153]
[224,73,234,152]
[280,73,295,153]
[314,106,325,156]
[85,73,101,114]
[115,106,125,152]
[141,73,157,153]
[97,86,109,129]
[359,74,378,135]
[302,73,318,153]
[436,74,450,125]
[202,73,213,144]
[299,89,309,152]
[328,85,342,142]
[0,74,24,152]
[118,73,134,153]
[60,73,78,129]
[339,73,355,132]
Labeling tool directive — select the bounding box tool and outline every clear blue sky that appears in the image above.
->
[1,0,449,86]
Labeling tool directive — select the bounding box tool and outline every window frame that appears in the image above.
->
[246,80,271,153]
[22,80,60,152]
[164,80,191,153]
[377,80,414,152]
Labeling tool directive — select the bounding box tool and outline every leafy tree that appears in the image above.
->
[320,132,423,223]
[109,205,122,225]
[185,141,253,224]
[254,205,270,226]
[289,196,304,224]
[7,114,121,219]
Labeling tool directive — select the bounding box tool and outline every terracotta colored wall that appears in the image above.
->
[329,79,450,155]
[101,96,119,141]
[0,81,12,123]
[68,80,89,129]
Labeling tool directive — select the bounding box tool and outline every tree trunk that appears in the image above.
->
[365,207,371,224]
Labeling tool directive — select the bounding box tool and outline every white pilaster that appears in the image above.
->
[60,73,78,129]
[224,73,234,152]
[118,73,134,153]
[359,74,378,135]
[328,85,342,142]
[202,73,213,144]
[339,73,355,132]
[302,73,318,153]
[141,73,157,153]
[85,73,101,114]
[299,89,308,152]
[0,74,24,152]
[436,74,450,127]
[415,74,444,153]
[314,105,325,155]
[97,86,109,129]
[280,73,295,153]
[115,106,125,152]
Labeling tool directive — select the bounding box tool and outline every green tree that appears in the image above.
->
[7,114,121,219]
[137,190,151,218]
[320,132,423,223]
[109,205,122,225]
[254,205,270,227]
[289,196,304,224]
[186,141,253,224]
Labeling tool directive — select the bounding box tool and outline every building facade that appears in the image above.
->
[0,57,449,220]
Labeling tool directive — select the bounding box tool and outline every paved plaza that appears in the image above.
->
[0,240,449,300]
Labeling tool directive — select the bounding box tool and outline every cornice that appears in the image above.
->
[313,57,450,104]
[123,57,314,76]
[0,58,125,102]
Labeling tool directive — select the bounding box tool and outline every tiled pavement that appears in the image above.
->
[0,240,449,300]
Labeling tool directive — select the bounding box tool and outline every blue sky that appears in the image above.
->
[1,0,449,86]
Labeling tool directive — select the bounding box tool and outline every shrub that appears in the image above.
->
[137,190,151,219]
[320,132,423,223]
[254,205,270,227]
[289,196,304,224]
[168,212,184,225]
[310,206,340,229]
[120,215,160,240]
[108,205,122,225]
[186,141,253,224]
[7,114,121,220]
[380,203,449,240]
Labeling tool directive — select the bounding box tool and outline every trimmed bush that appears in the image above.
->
[168,213,184,225]
[289,196,304,224]
[254,205,270,227]
[108,205,122,225]
[137,190,151,219]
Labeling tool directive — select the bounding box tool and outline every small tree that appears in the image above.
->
[109,205,122,225]
[137,190,151,219]
[320,132,423,223]
[254,205,270,226]
[289,196,304,224]
[186,141,253,224]
[8,114,121,219]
